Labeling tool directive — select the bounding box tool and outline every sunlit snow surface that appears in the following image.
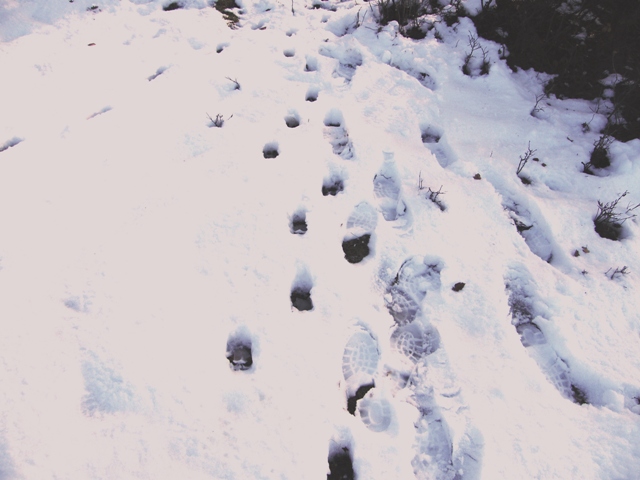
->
[1,0,640,478]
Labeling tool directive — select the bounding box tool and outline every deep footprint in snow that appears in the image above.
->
[505,267,582,402]
[324,109,354,160]
[373,153,405,221]
[390,321,441,363]
[342,202,377,263]
[327,444,355,480]
[306,86,319,102]
[342,235,371,264]
[291,287,313,311]
[263,142,280,159]
[285,111,300,128]
[322,173,345,196]
[226,333,253,371]
[515,322,574,399]
[504,201,554,263]
[290,209,307,234]
[291,267,314,311]
[420,124,456,168]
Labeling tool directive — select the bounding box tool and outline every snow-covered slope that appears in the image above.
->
[1,1,639,479]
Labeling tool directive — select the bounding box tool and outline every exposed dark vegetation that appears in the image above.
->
[516,142,536,184]
[582,135,612,173]
[163,2,183,11]
[474,0,640,141]
[605,265,630,280]
[462,33,490,77]
[374,0,639,139]
[593,191,639,240]
[212,0,241,28]
[377,0,468,39]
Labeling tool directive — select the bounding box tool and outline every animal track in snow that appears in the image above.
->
[263,142,279,159]
[290,208,307,234]
[305,86,319,102]
[342,201,377,264]
[284,111,300,128]
[324,109,354,159]
[226,333,253,371]
[283,48,295,57]
[322,172,345,196]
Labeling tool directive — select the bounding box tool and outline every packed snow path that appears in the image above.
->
[1,1,640,479]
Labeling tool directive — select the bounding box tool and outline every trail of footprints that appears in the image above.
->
[51,13,637,479]
[219,106,479,477]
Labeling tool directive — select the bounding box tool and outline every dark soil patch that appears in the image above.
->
[291,212,307,234]
[291,288,313,311]
[327,447,354,480]
[347,382,374,415]
[322,177,344,196]
[342,234,371,264]
[226,338,252,371]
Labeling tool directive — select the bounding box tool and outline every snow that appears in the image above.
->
[1,0,639,478]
